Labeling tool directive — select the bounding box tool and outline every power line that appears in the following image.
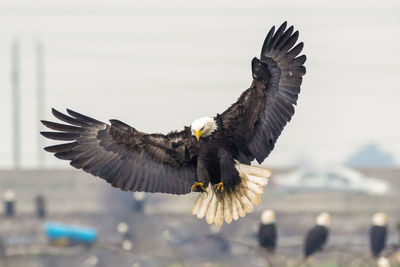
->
[11,39,21,169]
[36,40,46,168]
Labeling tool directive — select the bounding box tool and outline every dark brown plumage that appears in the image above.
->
[258,223,277,253]
[370,225,387,258]
[41,22,306,201]
[304,225,329,258]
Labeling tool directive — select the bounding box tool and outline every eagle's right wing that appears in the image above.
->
[41,109,198,194]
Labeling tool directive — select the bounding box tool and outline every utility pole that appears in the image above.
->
[11,39,21,169]
[36,40,45,168]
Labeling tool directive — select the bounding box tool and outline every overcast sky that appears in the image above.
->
[0,0,399,168]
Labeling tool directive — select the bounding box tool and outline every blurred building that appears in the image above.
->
[346,143,395,167]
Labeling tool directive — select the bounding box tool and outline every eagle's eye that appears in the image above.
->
[200,126,204,131]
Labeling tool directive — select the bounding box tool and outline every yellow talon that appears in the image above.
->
[214,182,224,192]
[192,182,206,192]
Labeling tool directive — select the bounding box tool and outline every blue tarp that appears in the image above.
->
[44,222,97,244]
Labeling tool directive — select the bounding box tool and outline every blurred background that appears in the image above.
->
[0,0,399,266]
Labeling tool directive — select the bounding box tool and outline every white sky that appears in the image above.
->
[0,0,399,168]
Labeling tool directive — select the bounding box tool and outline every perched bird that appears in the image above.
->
[304,212,330,259]
[41,21,306,226]
[370,212,388,258]
[35,194,46,219]
[132,192,146,213]
[258,209,277,253]
[3,190,16,217]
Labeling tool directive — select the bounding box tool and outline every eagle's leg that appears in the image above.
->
[218,148,241,192]
[193,158,210,193]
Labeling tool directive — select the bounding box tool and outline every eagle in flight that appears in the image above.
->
[41,21,306,226]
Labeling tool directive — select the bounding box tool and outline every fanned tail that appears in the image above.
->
[191,163,271,226]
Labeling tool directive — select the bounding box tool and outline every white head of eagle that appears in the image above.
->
[261,209,276,225]
[191,117,217,140]
[316,212,331,227]
[372,212,388,226]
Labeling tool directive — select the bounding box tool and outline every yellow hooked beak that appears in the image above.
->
[195,130,202,141]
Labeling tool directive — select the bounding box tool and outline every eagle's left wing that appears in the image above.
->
[41,108,198,194]
[219,21,306,164]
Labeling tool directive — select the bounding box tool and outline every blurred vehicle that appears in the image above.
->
[45,222,97,246]
[273,166,389,195]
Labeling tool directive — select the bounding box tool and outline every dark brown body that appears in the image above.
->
[370,225,387,258]
[304,225,328,258]
[196,137,241,190]
[258,223,277,253]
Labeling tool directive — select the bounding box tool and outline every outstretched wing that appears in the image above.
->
[41,109,198,194]
[219,21,306,164]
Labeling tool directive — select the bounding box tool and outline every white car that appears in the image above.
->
[274,166,389,195]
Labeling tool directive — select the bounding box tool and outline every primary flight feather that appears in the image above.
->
[41,21,306,226]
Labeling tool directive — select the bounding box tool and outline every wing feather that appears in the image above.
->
[52,108,90,127]
[281,30,299,51]
[275,26,294,49]
[261,26,275,55]
[41,132,80,141]
[44,142,79,153]
[287,42,304,58]
[41,108,198,194]
[268,21,287,50]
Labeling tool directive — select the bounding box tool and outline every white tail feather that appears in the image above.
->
[235,191,246,218]
[223,194,233,224]
[247,174,269,186]
[237,187,253,213]
[191,163,271,226]
[231,195,240,221]
[197,190,212,219]
[206,193,217,224]
[215,198,224,226]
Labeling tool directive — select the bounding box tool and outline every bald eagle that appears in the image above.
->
[304,212,330,259]
[258,209,277,253]
[41,21,306,226]
[370,212,388,258]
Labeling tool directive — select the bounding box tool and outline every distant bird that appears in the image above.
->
[40,21,306,226]
[370,212,388,258]
[117,222,132,240]
[304,212,330,259]
[35,194,46,218]
[3,190,16,217]
[258,209,277,253]
[132,192,146,213]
